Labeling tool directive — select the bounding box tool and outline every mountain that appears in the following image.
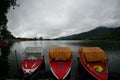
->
[108,27,120,40]
[55,26,120,40]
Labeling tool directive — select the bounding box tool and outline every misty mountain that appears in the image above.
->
[55,26,120,40]
[108,27,120,40]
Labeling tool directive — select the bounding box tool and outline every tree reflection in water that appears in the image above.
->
[0,46,10,78]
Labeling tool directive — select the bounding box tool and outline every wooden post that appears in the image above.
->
[15,50,19,69]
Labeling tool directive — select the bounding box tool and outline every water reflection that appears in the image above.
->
[0,41,14,79]
[66,40,120,50]
[0,46,10,78]
[1,40,120,80]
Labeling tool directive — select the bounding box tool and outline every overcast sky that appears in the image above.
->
[7,0,120,39]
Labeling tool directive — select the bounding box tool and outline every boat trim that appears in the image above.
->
[63,66,71,79]
[50,62,71,80]
[50,67,59,79]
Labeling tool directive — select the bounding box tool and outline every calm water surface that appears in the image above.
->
[0,40,120,79]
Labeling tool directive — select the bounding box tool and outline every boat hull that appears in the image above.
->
[80,54,108,80]
[22,59,44,76]
[50,61,71,80]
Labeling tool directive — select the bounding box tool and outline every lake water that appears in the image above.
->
[0,40,120,80]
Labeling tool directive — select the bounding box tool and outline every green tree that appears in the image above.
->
[1,26,15,39]
[0,0,17,40]
[39,37,43,40]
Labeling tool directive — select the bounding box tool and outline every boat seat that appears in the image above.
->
[94,65,104,73]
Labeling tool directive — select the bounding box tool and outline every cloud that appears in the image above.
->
[7,0,120,38]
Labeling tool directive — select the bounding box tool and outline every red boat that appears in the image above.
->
[49,47,72,80]
[78,47,108,80]
[22,47,44,76]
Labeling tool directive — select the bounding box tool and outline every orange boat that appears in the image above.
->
[49,47,72,80]
[78,47,108,80]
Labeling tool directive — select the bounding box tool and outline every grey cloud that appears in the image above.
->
[7,0,120,38]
